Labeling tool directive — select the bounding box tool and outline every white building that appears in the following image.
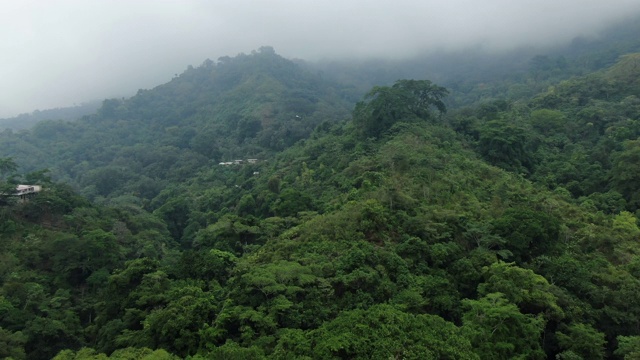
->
[14,185,41,202]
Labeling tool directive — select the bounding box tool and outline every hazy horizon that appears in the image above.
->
[2,0,639,118]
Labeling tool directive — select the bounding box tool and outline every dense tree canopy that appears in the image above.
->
[2,37,640,359]
[353,79,448,137]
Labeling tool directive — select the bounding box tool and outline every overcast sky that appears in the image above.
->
[1,0,639,118]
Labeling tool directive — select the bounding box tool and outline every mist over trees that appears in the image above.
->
[2,16,640,360]
[0,101,102,131]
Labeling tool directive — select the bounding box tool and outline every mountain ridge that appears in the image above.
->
[0,47,354,202]
[2,34,640,359]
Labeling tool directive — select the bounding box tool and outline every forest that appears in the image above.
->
[1,17,640,360]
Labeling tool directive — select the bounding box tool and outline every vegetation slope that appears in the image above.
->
[2,35,640,360]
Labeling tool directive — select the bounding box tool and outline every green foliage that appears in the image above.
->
[0,326,27,360]
[202,340,266,359]
[0,157,18,207]
[0,49,353,203]
[477,118,535,172]
[615,335,640,359]
[0,157,17,178]
[139,285,218,356]
[312,304,478,360]
[153,197,192,243]
[192,215,260,254]
[491,208,561,263]
[530,109,565,135]
[174,249,237,284]
[556,323,607,360]
[462,293,546,360]
[612,139,640,208]
[478,261,563,319]
[4,41,640,360]
[52,347,179,359]
[353,79,448,138]
[270,188,314,217]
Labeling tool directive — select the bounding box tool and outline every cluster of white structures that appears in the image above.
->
[219,159,258,166]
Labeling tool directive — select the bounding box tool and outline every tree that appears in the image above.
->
[478,119,535,173]
[0,157,18,206]
[270,188,314,217]
[491,208,561,263]
[52,347,179,359]
[478,261,564,320]
[611,139,640,208]
[615,335,640,359]
[312,304,478,359]
[50,230,121,286]
[140,286,218,357]
[353,79,448,138]
[0,327,27,360]
[153,196,192,243]
[555,323,606,360]
[0,182,17,206]
[393,79,448,116]
[0,157,17,178]
[202,341,266,360]
[530,109,565,135]
[462,293,546,360]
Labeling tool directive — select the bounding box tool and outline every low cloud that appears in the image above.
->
[1,0,639,117]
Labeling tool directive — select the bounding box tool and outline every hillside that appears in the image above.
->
[2,45,640,359]
[449,53,640,211]
[312,14,640,108]
[0,101,102,131]
[0,47,354,204]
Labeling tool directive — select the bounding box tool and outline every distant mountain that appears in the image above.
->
[0,100,102,130]
[309,13,640,107]
[0,47,354,202]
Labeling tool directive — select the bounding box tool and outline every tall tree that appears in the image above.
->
[0,157,17,179]
[0,157,18,206]
[353,79,448,137]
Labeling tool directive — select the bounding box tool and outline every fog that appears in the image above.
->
[1,0,639,118]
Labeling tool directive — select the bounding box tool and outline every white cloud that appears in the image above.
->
[1,0,639,117]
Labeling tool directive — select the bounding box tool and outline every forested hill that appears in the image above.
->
[0,46,354,203]
[4,47,640,359]
[311,14,640,109]
[0,101,102,131]
[452,53,640,211]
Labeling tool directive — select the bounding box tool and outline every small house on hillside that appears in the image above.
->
[14,184,41,202]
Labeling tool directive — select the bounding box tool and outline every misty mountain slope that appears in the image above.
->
[442,52,640,211]
[309,13,640,109]
[108,46,352,152]
[0,100,102,131]
[4,47,640,359]
[0,47,354,201]
[60,77,640,359]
